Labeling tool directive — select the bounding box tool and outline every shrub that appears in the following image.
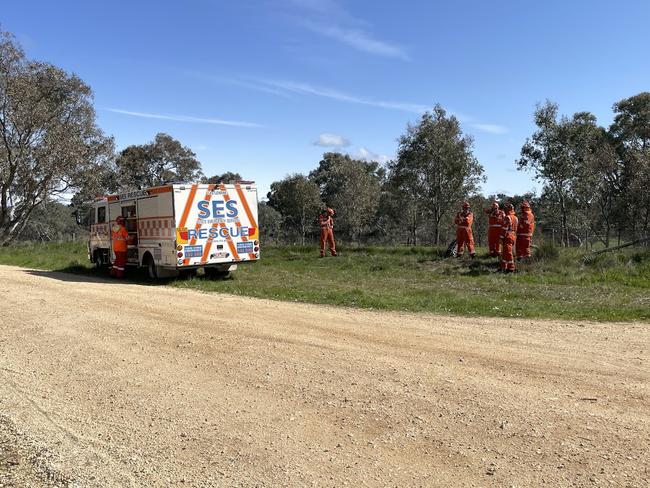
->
[534,243,560,261]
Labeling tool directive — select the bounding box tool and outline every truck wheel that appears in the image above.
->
[94,250,108,269]
[93,251,102,269]
[145,255,158,279]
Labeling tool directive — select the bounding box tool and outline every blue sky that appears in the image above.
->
[3,0,650,198]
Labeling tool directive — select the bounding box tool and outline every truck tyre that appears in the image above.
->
[94,250,108,269]
[93,250,102,269]
[145,254,158,279]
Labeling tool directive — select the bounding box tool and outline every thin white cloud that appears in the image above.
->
[184,72,502,132]
[471,123,508,135]
[352,147,391,164]
[257,79,429,113]
[287,0,409,60]
[185,71,294,99]
[314,133,350,147]
[287,0,343,16]
[302,22,409,61]
[106,108,262,128]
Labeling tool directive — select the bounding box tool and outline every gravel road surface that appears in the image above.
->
[0,265,648,487]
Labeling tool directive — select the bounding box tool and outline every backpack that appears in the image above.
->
[446,239,458,257]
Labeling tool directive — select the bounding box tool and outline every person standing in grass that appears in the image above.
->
[500,203,518,273]
[483,201,504,258]
[516,200,535,260]
[454,201,476,259]
[317,207,337,257]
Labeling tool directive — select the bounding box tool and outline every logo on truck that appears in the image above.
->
[196,200,239,219]
[176,227,189,244]
[186,227,251,239]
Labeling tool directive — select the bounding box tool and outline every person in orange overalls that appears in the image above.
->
[483,201,504,257]
[318,207,337,257]
[454,201,475,258]
[110,215,129,278]
[516,200,535,260]
[500,203,518,273]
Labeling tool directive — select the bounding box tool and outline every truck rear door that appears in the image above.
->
[173,183,259,267]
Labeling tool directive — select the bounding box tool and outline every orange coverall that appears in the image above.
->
[454,211,475,257]
[318,213,337,257]
[111,223,129,278]
[484,208,505,257]
[516,209,535,258]
[501,211,519,272]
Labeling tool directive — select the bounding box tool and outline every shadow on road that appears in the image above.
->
[23,268,167,286]
[22,266,229,286]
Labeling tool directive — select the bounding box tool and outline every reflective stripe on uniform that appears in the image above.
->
[517,233,532,237]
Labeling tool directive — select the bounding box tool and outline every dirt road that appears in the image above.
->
[0,265,648,487]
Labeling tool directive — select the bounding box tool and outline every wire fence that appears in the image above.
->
[536,228,649,250]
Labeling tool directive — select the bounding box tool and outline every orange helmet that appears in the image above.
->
[327,207,334,216]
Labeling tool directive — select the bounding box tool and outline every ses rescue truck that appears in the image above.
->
[88,182,260,278]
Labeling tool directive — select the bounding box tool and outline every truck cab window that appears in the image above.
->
[97,206,106,223]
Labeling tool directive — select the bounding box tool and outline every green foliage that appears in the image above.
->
[203,172,243,184]
[0,29,114,245]
[258,202,282,244]
[309,153,382,241]
[266,174,322,243]
[0,243,647,322]
[519,94,650,248]
[533,242,560,261]
[19,200,80,242]
[610,92,650,239]
[116,133,203,189]
[388,104,484,244]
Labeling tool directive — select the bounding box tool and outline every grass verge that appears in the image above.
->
[0,242,648,321]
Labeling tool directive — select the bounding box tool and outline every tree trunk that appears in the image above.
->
[559,193,569,247]
[433,206,441,245]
